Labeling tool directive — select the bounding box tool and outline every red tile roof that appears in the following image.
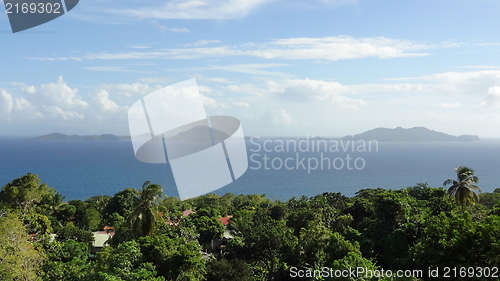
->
[218,215,233,226]
[182,210,195,217]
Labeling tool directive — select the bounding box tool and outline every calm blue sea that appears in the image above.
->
[0,137,499,201]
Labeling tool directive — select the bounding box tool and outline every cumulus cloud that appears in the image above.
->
[481,86,500,107]
[263,108,293,126]
[89,90,129,120]
[200,94,225,109]
[0,76,133,125]
[0,90,13,117]
[0,89,44,121]
[91,90,121,112]
[42,105,85,121]
[23,76,88,110]
[268,78,366,108]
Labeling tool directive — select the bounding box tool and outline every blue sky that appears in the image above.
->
[1,0,500,137]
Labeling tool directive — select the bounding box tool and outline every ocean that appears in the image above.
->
[0,137,499,201]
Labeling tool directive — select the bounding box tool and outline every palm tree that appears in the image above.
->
[443,166,482,207]
[128,181,166,236]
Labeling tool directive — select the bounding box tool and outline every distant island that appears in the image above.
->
[165,126,230,142]
[29,127,481,142]
[27,133,131,141]
[340,127,480,142]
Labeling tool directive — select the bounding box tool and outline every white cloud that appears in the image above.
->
[151,20,190,33]
[0,90,13,118]
[269,78,366,108]
[192,74,232,84]
[201,64,288,76]
[187,40,221,47]
[99,82,162,97]
[91,90,121,112]
[205,77,232,84]
[349,83,426,93]
[263,108,293,126]
[200,94,225,109]
[441,102,461,108]
[31,36,439,63]
[139,77,170,83]
[113,0,268,20]
[23,76,88,110]
[481,86,500,107]
[41,105,85,121]
[320,0,359,4]
[233,101,250,108]
[130,45,151,49]
[85,66,131,72]
[197,85,213,93]
[89,90,129,121]
[389,70,500,96]
[456,66,500,69]
[1,89,44,121]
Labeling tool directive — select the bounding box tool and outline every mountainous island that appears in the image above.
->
[340,127,480,142]
[27,133,131,141]
[28,127,481,142]
[165,126,230,142]
[27,127,230,142]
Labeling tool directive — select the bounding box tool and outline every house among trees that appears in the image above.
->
[90,226,115,257]
[212,215,233,252]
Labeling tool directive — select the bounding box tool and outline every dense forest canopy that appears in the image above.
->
[1,171,500,281]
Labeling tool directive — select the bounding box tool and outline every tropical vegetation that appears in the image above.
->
[0,168,499,280]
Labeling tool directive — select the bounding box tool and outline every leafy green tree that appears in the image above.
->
[444,166,482,207]
[66,200,87,227]
[104,188,140,219]
[191,215,224,248]
[57,204,76,222]
[128,182,166,237]
[0,173,59,217]
[0,213,45,281]
[479,188,500,210]
[43,240,90,281]
[107,212,125,229]
[205,259,253,281]
[239,210,298,281]
[138,234,205,280]
[324,232,380,281]
[412,212,500,280]
[85,208,101,231]
[88,241,164,281]
[297,217,332,268]
[85,195,111,214]
[56,222,94,246]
